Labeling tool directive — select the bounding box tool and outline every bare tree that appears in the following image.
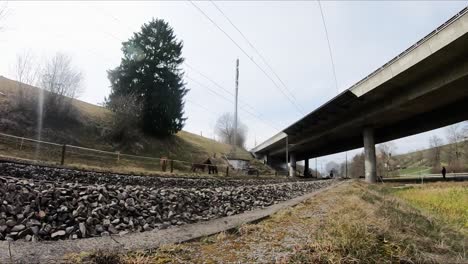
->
[0,3,7,31]
[214,112,248,148]
[349,152,365,178]
[377,141,397,177]
[13,52,40,110]
[445,124,464,170]
[40,53,83,115]
[105,94,142,142]
[428,135,443,169]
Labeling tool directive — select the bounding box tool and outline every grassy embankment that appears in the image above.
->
[0,76,273,176]
[68,181,468,263]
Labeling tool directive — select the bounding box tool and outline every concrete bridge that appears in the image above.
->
[252,7,468,183]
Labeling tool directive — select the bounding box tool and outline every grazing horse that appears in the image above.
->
[208,163,218,175]
[191,158,218,174]
[191,162,206,172]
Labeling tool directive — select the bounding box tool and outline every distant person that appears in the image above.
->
[442,166,446,180]
[330,171,334,178]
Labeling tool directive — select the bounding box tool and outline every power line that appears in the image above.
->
[189,1,304,115]
[184,62,282,128]
[186,98,218,118]
[210,1,305,113]
[186,75,281,131]
[318,0,339,94]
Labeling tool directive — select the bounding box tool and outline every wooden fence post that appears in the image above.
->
[19,138,24,150]
[61,144,67,165]
[170,160,174,173]
[226,166,229,177]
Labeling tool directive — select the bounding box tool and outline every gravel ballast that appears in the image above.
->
[0,162,335,242]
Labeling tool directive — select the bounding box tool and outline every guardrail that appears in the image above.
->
[0,132,250,177]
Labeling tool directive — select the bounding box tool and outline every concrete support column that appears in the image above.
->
[304,159,310,177]
[289,152,297,177]
[363,128,377,183]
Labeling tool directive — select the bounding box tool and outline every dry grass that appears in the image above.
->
[72,181,467,263]
[0,76,272,176]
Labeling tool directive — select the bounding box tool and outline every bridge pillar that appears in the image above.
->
[363,128,377,183]
[289,152,297,177]
[304,158,310,177]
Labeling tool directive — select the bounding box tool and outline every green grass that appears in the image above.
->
[393,182,468,231]
[397,166,431,176]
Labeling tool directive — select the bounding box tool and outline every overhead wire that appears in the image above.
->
[186,75,281,131]
[210,1,305,113]
[318,0,339,94]
[184,62,283,128]
[189,1,304,115]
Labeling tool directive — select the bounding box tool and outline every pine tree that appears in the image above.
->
[107,19,187,137]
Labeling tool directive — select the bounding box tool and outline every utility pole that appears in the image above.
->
[345,151,348,178]
[285,135,289,174]
[315,158,318,178]
[232,58,239,155]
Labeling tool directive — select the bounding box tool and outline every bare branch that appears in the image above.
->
[214,112,248,148]
[40,53,83,114]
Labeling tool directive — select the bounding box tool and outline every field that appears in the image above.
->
[393,182,468,230]
[69,180,468,263]
[397,166,432,176]
[0,76,266,176]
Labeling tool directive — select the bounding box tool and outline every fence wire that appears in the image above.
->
[0,132,249,177]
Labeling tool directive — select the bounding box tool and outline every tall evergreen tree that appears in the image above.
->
[107,19,187,137]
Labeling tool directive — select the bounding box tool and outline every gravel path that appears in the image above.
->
[0,161,310,189]
[0,162,335,242]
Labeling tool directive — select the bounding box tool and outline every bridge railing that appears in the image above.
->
[347,7,468,93]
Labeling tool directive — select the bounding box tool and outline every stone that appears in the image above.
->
[108,225,118,234]
[6,219,16,227]
[27,219,41,227]
[79,222,86,237]
[51,230,66,238]
[0,162,334,242]
[125,198,135,206]
[11,224,25,232]
[38,210,46,219]
[66,226,74,234]
[118,231,129,236]
[30,226,39,235]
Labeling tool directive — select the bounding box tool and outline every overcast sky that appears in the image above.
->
[1,1,467,168]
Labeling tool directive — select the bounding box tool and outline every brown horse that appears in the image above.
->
[191,158,218,174]
[208,163,218,174]
[191,163,206,172]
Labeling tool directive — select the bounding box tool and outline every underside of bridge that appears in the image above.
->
[253,8,468,182]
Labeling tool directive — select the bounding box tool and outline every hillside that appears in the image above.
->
[0,76,263,175]
[393,139,468,174]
